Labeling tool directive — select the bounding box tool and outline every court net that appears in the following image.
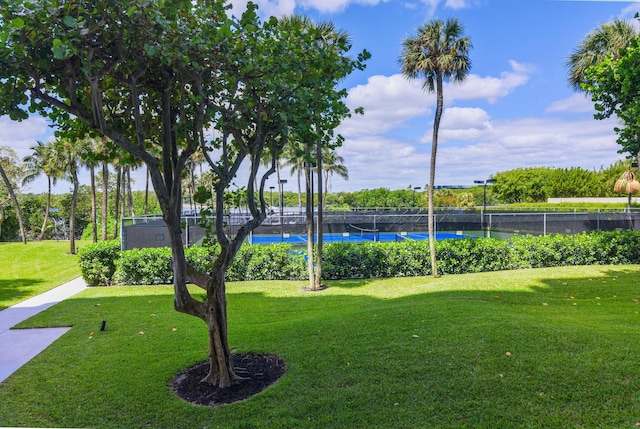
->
[348,224,379,241]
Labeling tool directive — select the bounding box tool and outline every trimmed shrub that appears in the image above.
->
[113,247,173,285]
[78,240,121,286]
[244,244,306,280]
[80,230,640,285]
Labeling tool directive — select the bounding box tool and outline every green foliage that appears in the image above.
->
[78,240,121,286]
[0,205,19,241]
[323,230,640,279]
[583,39,640,159]
[436,237,510,274]
[243,244,307,281]
[101,244,306,285]
[113,247,172,285]
[82,230,640,284]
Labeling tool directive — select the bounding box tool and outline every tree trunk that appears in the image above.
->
[201,273,239,387]
[90,166,97,243]
[297,163,302,214]
[314,142,323,290]
[101,162,109,241]
[324,170,329,196]
[305,161,314,289]
[113,165,121,238]
[126,166,135,216]
[0,163,26,244]
[144,167,149,215]
[38,176,51,241]
[160,185,240,388]
[69,169,79,254]
[428,73,444,278]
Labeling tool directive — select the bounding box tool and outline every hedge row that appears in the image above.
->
[78,230,640,286]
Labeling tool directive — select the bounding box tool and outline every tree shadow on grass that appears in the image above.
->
[0,278,45,310]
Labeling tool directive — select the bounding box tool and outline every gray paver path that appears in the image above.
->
[0,277,87,383]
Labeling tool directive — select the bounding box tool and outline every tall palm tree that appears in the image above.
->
[566,19,636,92]
[49,138,88,254]
[280,14,352,290]
[400,18,472,278]
[23,141,59,240]
[322,148,349,194]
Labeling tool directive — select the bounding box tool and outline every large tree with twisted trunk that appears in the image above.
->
[0,0,367,387]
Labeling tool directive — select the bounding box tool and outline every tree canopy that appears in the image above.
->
[0,0,368,387]
[582,34,640,163]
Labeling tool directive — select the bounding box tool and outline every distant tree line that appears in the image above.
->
[491,162,629,204]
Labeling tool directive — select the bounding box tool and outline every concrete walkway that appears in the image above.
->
[0,277,87,383]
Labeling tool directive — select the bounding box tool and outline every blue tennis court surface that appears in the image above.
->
[249,231,471,245]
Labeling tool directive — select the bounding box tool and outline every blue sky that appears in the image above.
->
[4,0,640,194]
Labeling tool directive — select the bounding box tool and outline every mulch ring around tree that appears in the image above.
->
[171,353,286,407]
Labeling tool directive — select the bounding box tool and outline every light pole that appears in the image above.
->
[279,179,287,241]
[412,186,421,207]
[474,179,496,237]
[269,186,274,210]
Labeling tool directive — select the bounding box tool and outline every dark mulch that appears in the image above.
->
[171,353,286,407]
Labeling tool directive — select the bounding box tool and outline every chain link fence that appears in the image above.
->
[121,209,640,250]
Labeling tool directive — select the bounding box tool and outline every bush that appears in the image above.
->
[101,243,305,285]
[80,230,640,285]
[78,240,121,286]
[244,244,306,281]
[113,247,173,285]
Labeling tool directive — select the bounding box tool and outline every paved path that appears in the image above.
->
[0,277,87,383]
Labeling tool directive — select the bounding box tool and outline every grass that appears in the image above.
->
[2,265,640,427]
[0,240,86,310]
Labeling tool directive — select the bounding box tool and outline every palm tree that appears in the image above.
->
[49,138,88,254]
[400,18,472,278]
[23,141,59,240]
[280,14,352,290]
[566,19,636,92]
[322,148,349,194]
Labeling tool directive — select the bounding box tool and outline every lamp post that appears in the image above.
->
[279,179,287,241]
[412,186,421,207]
[269,186,274,210]
[474,179,496,237]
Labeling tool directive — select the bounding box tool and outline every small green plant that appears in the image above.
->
[78,240,121,286]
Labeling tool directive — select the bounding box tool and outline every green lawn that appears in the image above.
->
[0,241,86,310]
[2,265,640,428]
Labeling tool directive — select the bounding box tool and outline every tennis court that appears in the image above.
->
[249,231,471,245]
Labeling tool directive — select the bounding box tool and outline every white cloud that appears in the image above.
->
[0,116,51,160]
[546,93,595,114]
[434,116,619,184]
[448,61,534,103]
[229,0,387,16]
[339,74,433,136]
[444,0,470,9]
[438,107,492,142]
[334,114,621,192]
[441,107,490,129]
[340,60,532,140]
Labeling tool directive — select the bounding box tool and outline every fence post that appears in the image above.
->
[543,213,547,236]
